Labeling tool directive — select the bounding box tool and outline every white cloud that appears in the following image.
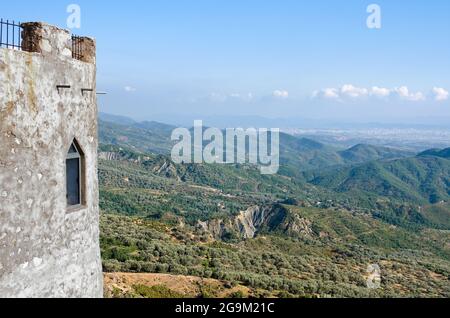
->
[393,86,425,101]
[312,84,433,102]
[124,86,137,92]
[312,88,340,100]
[230,92,254,101]
[371,86,391,97]
[324,88,339,99]
[432,87,449,101]
[410,92,426,101]
[273,90,289,99]
[394,86,409,99]
[341,84,369,98]
[208,92,254,103]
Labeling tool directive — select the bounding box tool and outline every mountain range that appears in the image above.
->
[98,113,450,298]
[99,113,415,172]
[98,113,450,226]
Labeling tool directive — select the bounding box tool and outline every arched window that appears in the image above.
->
[66,139,85,207]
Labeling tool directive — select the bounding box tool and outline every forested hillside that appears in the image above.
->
[306,156,450,205]
[98,116,450,298]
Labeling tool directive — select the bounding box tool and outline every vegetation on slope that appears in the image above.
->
[101,211,450,298]
[98,116,450,298]
[306,157,450,206]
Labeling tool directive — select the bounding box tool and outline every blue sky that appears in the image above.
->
[3,0,450,124]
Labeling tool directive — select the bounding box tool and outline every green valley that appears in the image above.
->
[98,116,450,298]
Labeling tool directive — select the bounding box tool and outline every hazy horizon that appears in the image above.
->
[99,111,450,152]
[3,0,449,125]
[100,111,450,130]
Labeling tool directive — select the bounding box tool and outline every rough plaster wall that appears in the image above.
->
[0,28,102,298]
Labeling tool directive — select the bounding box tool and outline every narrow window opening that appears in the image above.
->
[66,139,85,208]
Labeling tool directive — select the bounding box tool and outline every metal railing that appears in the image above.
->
[72,35,84,61]
[0,19,23,50]
[1,18,85,61]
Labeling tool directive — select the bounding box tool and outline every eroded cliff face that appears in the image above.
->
[197,205,313,240]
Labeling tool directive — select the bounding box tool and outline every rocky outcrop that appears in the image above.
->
[284,214,313,237]
[151,160,180,180]
[197,205,313,240]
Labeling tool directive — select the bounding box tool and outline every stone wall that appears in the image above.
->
[0,22,103,298]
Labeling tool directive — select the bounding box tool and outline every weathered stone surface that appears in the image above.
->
[21,22,72,58]
[0,22,102,298]
[77,37,96,64]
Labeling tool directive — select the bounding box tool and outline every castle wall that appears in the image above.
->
[0,23,103,298]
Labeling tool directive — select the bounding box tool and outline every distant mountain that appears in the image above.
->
[99,120,176,155]
[99,113,176,137]
[339,144,414,164]
[306,156,450,205]
[279,135,413,175]
[134,121,177,133]
[98,132,450,231]
[99,112,137,126]
[418,148,450,159]
[98,115,415,174]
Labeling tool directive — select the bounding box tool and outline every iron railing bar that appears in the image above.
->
[71,34,84,61]
[1,19,85,58]
[17,21,20,49]
[0,19,23,50]
[12,20,15,49]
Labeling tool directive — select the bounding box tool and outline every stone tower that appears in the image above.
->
[0,22,103,298]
